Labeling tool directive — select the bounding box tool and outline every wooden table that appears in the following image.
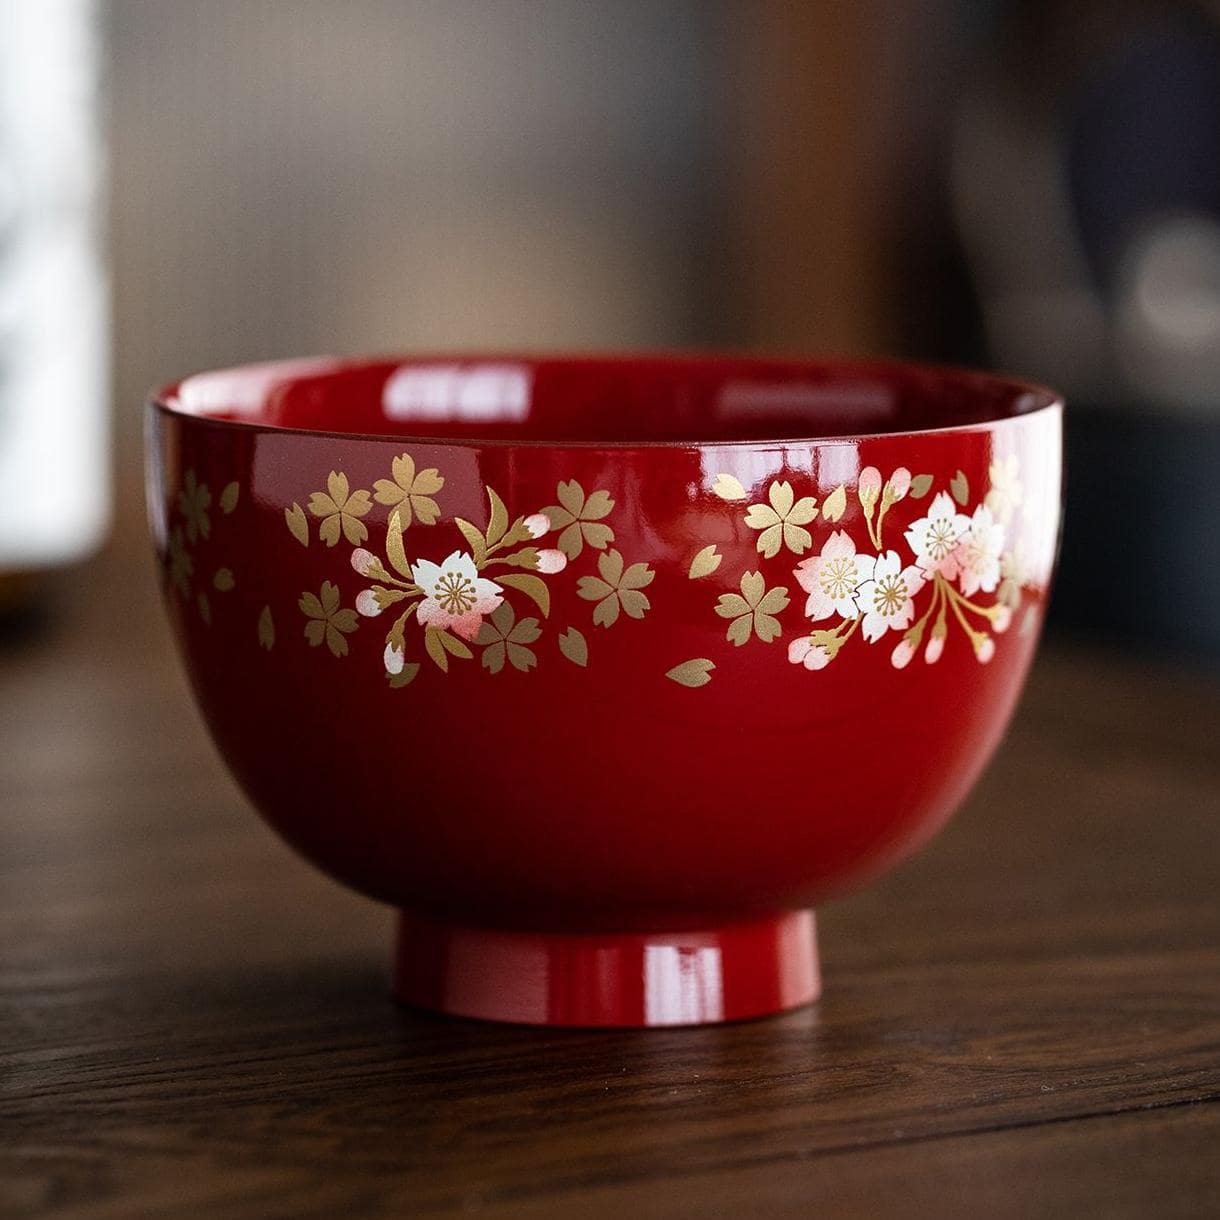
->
[3,521,1219,1218]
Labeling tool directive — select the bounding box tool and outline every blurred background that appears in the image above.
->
[3,0,1220,663]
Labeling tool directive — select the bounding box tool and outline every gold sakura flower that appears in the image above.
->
[177,470,211,543]
[744,480,817,558]
[167,527,193,595]
[577,548,654,628]
[476,601,542,674]
[715,571,790,645]
[542,480,615,559]
[373,453,444,528]
[308,471,373,547]
[299,580,359,657]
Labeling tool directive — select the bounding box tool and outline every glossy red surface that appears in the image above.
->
[147,355,1063,1027]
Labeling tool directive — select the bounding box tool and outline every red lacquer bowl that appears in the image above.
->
[146,355,1063,1026]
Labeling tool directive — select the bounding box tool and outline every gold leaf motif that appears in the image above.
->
[424,626,449,671]
[666,658,715,687]
[257,605,275,650]
[558,626,588,666]
[388,662,421,688]
[213,568,235,592]
[711,473,747,501]
[219,482,240,514]
[455,517,488,566]
[285,502,309,547]
[486,487,509,547]
[498,571,551,618]
[439,630,473,659]
[821,484,847,522]
[909,473,934,499]
[950,469,970,507]
[386,510,412,579]
[197,592,211,625]
[688,544,722,580]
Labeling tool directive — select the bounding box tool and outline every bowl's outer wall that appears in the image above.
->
[147,404,1062,931]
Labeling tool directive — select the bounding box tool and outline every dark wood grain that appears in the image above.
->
[2,520,1219,1218]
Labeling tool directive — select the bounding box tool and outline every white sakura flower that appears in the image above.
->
[413,550,503,640]
[904,491,971,579]
[857,550,925,642]
[956,504,1004,595]
[793,530,875,621]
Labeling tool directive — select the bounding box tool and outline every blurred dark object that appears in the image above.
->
[950,0,1220,664]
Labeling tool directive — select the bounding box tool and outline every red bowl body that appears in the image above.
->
[147,355,1062,1026]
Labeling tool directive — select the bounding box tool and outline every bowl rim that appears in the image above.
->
[148,351,1064,450]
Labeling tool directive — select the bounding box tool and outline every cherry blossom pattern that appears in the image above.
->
[904,491,971,581]
[318,462,587,681]
[299,581,359,657]
[308,471,373,547]
[857,551,924,642]
[793,531,874,621]
[715,572,790,646]
[742,462,1027,678]
[858,466,911,550]
[744,480,819,558]
[577,548,655,628]
[892,474,1015,668]
[476,601,542,674]
[414,552,504,640]
[956,505,1004,596]
[344,468,570,678]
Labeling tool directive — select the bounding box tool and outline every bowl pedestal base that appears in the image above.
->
[392,910,820,1027]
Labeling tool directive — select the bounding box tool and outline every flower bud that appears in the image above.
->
[886,467,911,501]
[383,640,405,674]
[524,513,551,539]
[536,548,567,574]
[356,589,382,618]
[891,638,915,669]
[351,548,377,576]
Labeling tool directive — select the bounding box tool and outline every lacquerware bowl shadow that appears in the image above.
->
[146,354,1063,1026]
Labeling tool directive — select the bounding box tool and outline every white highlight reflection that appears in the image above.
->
[383,363,532,424]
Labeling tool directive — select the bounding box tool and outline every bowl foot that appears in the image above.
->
[392,910,819,1027]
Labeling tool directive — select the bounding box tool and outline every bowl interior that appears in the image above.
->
[157,355,1059,445]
